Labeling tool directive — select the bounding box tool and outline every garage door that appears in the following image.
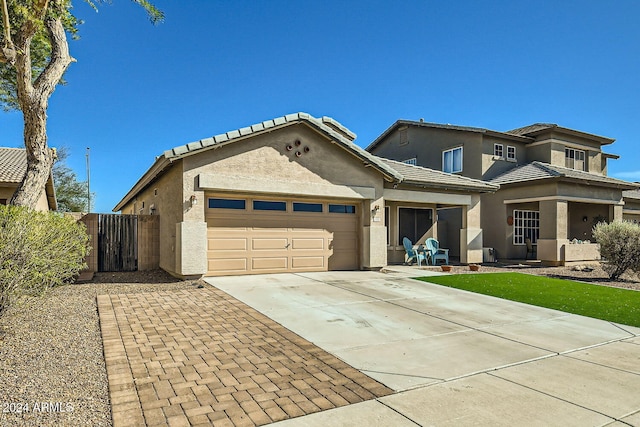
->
[206,196,359,276]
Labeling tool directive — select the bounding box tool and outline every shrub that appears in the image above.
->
[592,220,640,281]
[0,205,89,317]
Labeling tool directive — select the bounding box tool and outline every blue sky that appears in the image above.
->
[2,0,640,212]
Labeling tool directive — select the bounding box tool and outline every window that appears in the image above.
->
[398,207,433,243]
[293,202,323,212]
[494,144,504,158]
[253,200,286,211]
[442,147,463,173]
[209,198,246,209]
[513,210,539,245]
[507,146,516,161]
[328,204,356,214]
[565,148,586,171]
[402,158,417,166]
[154,188,158,197]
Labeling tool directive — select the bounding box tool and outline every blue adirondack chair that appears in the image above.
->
[425,238,449,265]
[403,237,427,266]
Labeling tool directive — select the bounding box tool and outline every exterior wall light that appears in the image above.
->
[190,195,198,206]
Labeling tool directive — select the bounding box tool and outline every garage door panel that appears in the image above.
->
[252,257,288,270]
[291,256,325,269]
[252,238,288,250]
[291,238,325,250]
[208,258,247,272]
[209,238,247,251]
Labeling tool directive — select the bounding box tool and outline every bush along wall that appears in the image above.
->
[0,205,90,317]
[593,220,640,281]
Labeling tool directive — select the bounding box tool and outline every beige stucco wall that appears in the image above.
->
[120,162,184,274]
[481,136,529,181]
[370,127,485,179]
[0,184,50,211]
[182,122,388,272]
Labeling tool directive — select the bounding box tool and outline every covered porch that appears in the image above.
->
[504,196,624,266]
[384,188,483,265]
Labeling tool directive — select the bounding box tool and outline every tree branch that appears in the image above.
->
[0,0,16,64]
[33,16,75,103]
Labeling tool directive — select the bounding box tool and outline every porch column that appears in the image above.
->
[362,196,387,270]
[460,194,483,264]
[610,204,623,221]
[175,221,207,278]
[538,200,568,265]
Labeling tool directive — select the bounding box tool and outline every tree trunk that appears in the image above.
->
[9,15,74,209]
[10,103,54,208]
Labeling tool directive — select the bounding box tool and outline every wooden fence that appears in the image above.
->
[73,213,159,272]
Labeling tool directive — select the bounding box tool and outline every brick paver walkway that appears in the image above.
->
[97,286,393,427]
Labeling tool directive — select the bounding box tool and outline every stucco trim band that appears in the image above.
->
[503,195,625,206]
[383,188,472,206]
[198,173,376,200]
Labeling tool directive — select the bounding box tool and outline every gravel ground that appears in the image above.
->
[0,270,197,427]
[0,265,638,426]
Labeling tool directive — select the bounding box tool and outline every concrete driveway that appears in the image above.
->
[205,269,640,426]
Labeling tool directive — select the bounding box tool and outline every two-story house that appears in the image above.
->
[367,120,638,265]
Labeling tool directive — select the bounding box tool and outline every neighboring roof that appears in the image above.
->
[490,161,638,189]
[378,158,499,193]
[506,123,615,145]
[0,147,57,209]
[366,119,533,152]
[0,147,28,182]
[114,113,403,212]
[623,189,640,200]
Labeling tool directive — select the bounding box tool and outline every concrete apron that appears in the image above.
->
[205,270,640,426]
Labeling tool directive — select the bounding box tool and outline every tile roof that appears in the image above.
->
[506,123,556,136]
[623,189,640,200]
[160,112,401,179]
[114,113,500,211]
[490,161,638,189]
[366,119,532,152]
[115,113,403,211]
[0,147,27,182]
[378,158,499,192]
[505,123,615,145]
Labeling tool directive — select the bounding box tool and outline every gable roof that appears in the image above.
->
[506,123,615,145]
[114,113,404,211]
[378,158,498,192]
[0,147,29,182]
[366,119,533,152]
[490,161,638,189]
[114,113,500,211]
[0,147,57,209]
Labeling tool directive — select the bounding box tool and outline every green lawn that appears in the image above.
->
[418,273,640,327]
